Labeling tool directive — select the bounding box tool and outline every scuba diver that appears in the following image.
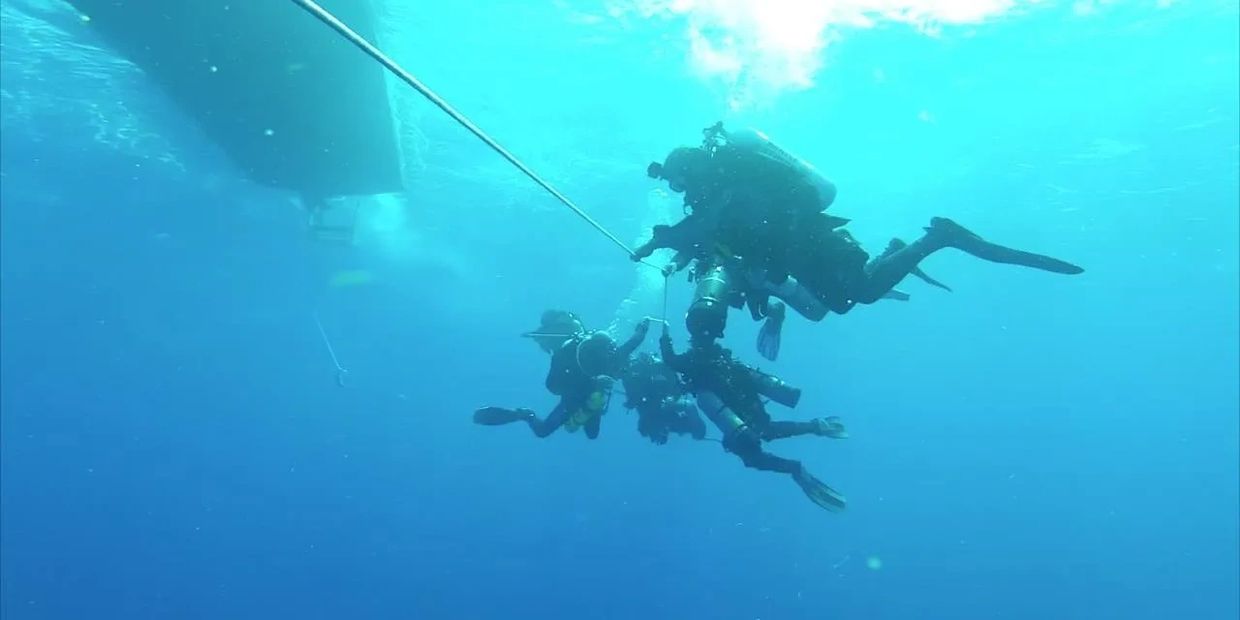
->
[621,352,707,445]
[635,122,1084,346]
[473,311,651,439]
[658,325,849,513]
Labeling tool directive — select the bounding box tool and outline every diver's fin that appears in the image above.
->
[928,217,1084,275]
[911,267,953,292]
[815,416,849,439]
[794,468,847,513]
[824,215,851,229]
[473,407,533,426]
[882,289,911,302]
[756,301,786,362]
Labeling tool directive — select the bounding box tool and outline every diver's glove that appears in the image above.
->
[633,318,652,339]
[632,225,675,262]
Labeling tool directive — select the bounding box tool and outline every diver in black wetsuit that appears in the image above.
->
[658,325,849,513]
[634,122,1084,342]
[473,311,651,439]
[621,352,707,444]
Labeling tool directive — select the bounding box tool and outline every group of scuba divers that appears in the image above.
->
[473,122,1084,514]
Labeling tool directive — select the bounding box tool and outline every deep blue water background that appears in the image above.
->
[2,1,1238,619]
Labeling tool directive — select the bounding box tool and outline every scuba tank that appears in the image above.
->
[748,369,801,408]
[564,387,609,433]
[702,122,837,213]
[685,264,736,340]
[694,390,750,440]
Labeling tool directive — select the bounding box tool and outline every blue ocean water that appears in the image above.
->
[1,1,1237,619]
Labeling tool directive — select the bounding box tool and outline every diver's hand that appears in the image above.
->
[662,263,677,277]
[632,242,655,262]
[634,318,651,338]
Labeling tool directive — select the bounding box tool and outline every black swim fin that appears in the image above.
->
[756,300,785,362]
[813,416,849,439]
[473,407,534,426]
[929,217,1084,275]
[793,467,847,513]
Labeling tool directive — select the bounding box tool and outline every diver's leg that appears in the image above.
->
[725,427,847,512]
[639,408,673,444]
[761,418,848,440]
[684,404,708,440]
[779,282,829,320]
[527,402,570,438]
[725,431,802,474]
[636,411,655,441]
[584,413,602,440]
[760,420,820,440]
[868,238,953,292]
[789,226,869,315]
[852,234,945,304]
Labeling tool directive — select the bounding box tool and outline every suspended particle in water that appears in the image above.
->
[264,129,275,137]
[209,65,218,73]
[866,556,883,571]
[79,14,91,22]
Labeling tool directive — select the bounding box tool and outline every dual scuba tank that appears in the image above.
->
[694,369,801,442]
[701,121,837,214]
[748,368,801,408]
